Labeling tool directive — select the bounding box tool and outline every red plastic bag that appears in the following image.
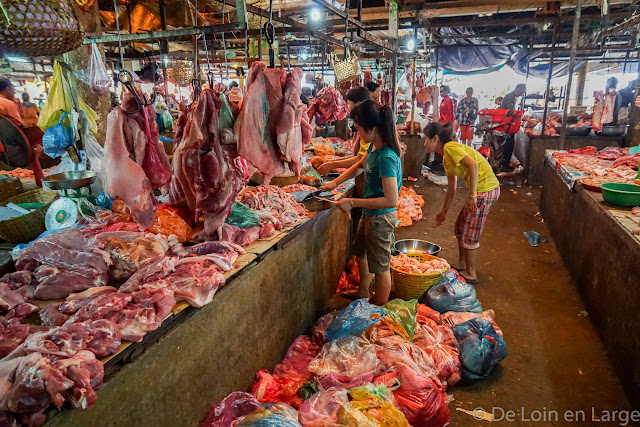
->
[417,304,441,328]
[274,336,321,381]
[413,324,461,388]
[202,392,261,427]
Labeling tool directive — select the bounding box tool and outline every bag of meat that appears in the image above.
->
[202,392,261,427]
[311,311,339,347]
[452,318,507,381]
[382,298,418,341]
[440,309,503,337]
[425,271,483,313]
[413,324,461,388]
[324,299,386,342]
[298,388,377,427]
[417,303,441,328]
[238,403,302,426]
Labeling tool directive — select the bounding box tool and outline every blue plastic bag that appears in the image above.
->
[325,299,387,341]
[425,271,483,313]
[42,112,74,158]
[452,318,507,380]
[95,192,113,209]
[238,403,301,426]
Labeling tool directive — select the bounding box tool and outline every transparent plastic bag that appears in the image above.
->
[347,384,410,427]
[325,299,386,342]
[413,324,461,388]
[373,336,439,382]
[452,318,507,381]
[202,392,262,427]
[382,299,418,341]
[311,311,339,347]
[225,202,260,229]
[309,336,378,390]
[440,309,503,336]
[238,403,301,426]
[425,271,483,313]
[75,42,112,96]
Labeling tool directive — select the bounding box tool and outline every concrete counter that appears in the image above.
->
[540,162,640,408]
[523,134,623,186]
[46,207,350,426]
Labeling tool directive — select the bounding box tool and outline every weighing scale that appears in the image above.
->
[41,170,98,230]
[0,116,45,186]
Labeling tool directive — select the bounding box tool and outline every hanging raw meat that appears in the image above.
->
[307,86,347,124]
[102,108,157,229]
[602,91,617,126]
[592,91,604,132]
[364,65,373,84]
[377,72,383,86]
[169,89,249,239]
[235,62,310,182]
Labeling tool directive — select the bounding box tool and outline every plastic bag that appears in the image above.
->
[452,318,507,381]
[440,309,503,336]
[348,384,410,427]
[309,336,378,390]
[325,299,386,341]
[416,303,440,328]
[426,271,483,313]
[219,95,236,131]
[274,336,321,386]
[162,112,174,131]
[225,202,260,228]
[42,112,74,158]
[373,335,439,382]
[375,366,450,427]
[39,61,99,134]
[238,403,301,426]
[148,206,193,242]
[74,42,112,96]
[202,392,262,427]
[413,324,461,388]
[311,311,339,347]
[382,299,418,341]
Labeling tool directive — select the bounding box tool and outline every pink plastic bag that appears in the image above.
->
[413,324,461,388]
[311,311,339,347]
[273,336,321,381]
[202,392,261,427]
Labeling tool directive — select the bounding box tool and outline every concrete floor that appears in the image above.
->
[392,176,634,426]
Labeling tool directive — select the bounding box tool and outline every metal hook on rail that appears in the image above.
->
[118,70,146,114]
[264,0,275,68]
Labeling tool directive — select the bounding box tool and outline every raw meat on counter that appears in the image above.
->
[14,229,112,300]
[170,89,249,240]
[597,146,628,160]
[390,253,450,275]
[397,186,424,227]
[66,288,176,342]
[0,318,31,359]
[241,185,309,228]
[307,86,347,124]
[0,281,39,320]
[282,184,316,193]
[95,231,168,281]
[120,255,228,308]
[235,62,312,182]
[39,286,118,327]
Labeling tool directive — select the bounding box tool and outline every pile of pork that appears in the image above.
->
[235,62,313,182]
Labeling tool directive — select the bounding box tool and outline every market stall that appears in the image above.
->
[540,155,640,408]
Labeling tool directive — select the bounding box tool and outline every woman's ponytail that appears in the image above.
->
[423,121,455,145]
[351,100,401,156]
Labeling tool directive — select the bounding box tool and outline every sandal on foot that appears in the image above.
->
[460,274,479,284]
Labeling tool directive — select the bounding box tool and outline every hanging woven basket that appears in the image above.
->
[330,51,360,83]
[168,61,194,86]
[0,0,85,58]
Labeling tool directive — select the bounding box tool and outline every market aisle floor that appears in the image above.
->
[392,177,632,426]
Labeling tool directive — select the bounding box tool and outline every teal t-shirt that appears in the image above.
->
[362,145,402,216]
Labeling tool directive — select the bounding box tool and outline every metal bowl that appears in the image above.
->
[394,239,442,256]
[555,126,592,136]
[596,125,628,137]
[42,171,97,190]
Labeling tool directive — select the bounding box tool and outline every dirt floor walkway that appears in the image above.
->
[394,176,632,426]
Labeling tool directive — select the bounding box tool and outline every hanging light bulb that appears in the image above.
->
[407,39,415,51]
[310,9,321,22]
[299,51,309,61]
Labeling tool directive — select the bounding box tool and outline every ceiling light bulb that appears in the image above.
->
[311,9,321,22]
[407,39,415,51]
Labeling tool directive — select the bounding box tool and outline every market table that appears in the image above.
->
[520,134,624,185]
[540,160,640,408]
[39,186,354,426]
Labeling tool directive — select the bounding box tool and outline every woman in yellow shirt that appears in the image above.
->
[423,122,500,283]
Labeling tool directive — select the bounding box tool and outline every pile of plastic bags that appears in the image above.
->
[203,273,507,427]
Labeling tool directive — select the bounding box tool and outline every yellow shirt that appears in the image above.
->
[443,141,499,193]
[357,139,371,157]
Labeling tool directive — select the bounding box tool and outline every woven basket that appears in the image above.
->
[0,0,85,57]
[0,189,58,243]
[330,51,360,83]
[391,254,448,301]
[0,177,24,204]
[168,61,194,86]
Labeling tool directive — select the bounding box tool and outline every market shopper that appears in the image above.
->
[366,81,382,103]
[0,78,23,125]
[322,100,402,305]
[423,122,500,284]
[20,92,39,128]
[500,83,526,110]
[603,77,623,125]
[439,85,455,124]
[455,87,479,146]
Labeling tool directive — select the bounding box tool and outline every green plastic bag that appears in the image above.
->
[219,94,235,131]
[162,112,174,131]
[383,299,418,341]
[225,201,260,228]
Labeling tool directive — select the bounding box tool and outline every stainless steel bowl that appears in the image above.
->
[42,171,97,190]
[394,239,442,256]
[596,125,628,137]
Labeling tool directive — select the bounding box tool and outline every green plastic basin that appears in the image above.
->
[600,183,640,207]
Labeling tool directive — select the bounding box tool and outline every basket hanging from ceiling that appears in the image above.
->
[0,0,85,57]
[168,61,194,86]
[330,50,360,83]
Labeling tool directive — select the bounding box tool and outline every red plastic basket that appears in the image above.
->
[479,109,523,134]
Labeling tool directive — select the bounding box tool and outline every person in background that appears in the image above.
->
[455,87,479,146]
[500,84,526,110]
[494,96,503,107]
[0,78,22,125]
[619,80,637,124]
[300,87,313,107]
[603,77,623,125]
[110,91,121,110]
[423,121,500,284]
[366,81,382,103]
[20,92,39,128]
[228,81,239,89]
[439,85,455,124]
[322,100,402,305]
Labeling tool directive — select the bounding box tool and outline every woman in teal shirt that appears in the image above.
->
[322,100,402,305]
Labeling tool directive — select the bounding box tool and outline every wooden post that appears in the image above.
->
[67,1,111,146]
[559,0,582,150]
[575,60,588,106]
